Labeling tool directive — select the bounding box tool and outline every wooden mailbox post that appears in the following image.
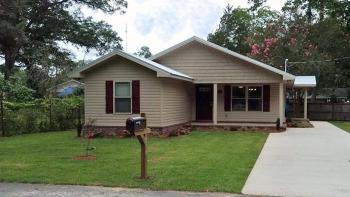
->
[135,128,151,179]
[126,114,150,179]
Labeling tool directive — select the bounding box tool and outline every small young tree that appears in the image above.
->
[83,119,96,157]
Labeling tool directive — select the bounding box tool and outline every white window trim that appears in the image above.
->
[113,80,132,114]
[231,85,264,112]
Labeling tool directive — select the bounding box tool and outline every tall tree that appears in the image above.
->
[209,1,350,90]
[248,0,267,11]
[134,46,152,58]
[0,0,127,84]
[208,5,279,55]
[208,5,252,54]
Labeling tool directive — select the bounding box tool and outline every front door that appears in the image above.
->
[196,84,213,121]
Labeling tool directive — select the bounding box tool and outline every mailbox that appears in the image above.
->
[126,117,146,135]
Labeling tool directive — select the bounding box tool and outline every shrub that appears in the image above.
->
[3,96,84,136]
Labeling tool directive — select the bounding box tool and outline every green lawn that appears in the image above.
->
[0,130,267,193]
[331,121,350,132]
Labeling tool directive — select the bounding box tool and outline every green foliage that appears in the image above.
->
[0,0,127,95]
[134,46,152,58]
[0,131,267,193]
[0,73,33,102]
[209,1,350,89]
[208,6,253,54]
[248,0,267,11]
[3,96,84,136]
[208,5,279,55]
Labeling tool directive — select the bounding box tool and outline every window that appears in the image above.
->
[232,86,246,111]
[248,86,262,111]
[115,82,131,113]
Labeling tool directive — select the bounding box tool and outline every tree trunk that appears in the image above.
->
[1,91,5,137]
[319,1,324,21]
[4,48,16,80]
[25,61,39,97]
[77,107,82,137]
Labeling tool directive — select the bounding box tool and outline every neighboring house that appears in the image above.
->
[72,36,314,132]
[51,80,85,96]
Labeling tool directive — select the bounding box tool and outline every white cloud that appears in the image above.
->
[75,0,286,60]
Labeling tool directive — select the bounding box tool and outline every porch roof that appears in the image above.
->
[294,76,317,88]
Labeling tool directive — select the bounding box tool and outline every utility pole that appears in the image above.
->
[125,24,128,52]
[284,59,288,72]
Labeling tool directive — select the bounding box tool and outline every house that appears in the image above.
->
[72,36,315,133]
[50,79,85,96]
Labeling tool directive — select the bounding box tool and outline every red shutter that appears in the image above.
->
[224,85,231,111]
[132,80,140,114]
[105,80,114,114]
[263,85,270,112]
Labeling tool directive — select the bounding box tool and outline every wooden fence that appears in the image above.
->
[307,103,350,121]
[287,102,350,121]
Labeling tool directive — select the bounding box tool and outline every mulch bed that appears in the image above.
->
[286,118,314,128]
[193,126,284,133]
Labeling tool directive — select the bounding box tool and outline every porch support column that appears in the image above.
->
[304,88,308,119]
[213,83,218,125]
[279,82,285,124]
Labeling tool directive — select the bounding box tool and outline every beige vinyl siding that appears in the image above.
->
[217,83,280,123]
[156,42,282,84]
[160,79,194,126]
[84,57,162,127]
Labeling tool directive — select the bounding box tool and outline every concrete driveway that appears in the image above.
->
[242,121,350,197]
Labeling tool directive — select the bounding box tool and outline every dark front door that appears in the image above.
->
[196,84,213,121]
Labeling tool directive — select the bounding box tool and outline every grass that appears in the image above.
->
[331,121,350,132]
[0,130,267,193]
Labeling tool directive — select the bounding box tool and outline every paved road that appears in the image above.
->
[0,183,250,197]
[242,121,350,197]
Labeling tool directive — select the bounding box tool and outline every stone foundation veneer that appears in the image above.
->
[82,122,192,137]
[82,121,283,137]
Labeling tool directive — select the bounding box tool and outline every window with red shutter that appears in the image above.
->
[224,85,231,111]
[105,81,114,114]
[263,85,270,112]
[132,80,140,114]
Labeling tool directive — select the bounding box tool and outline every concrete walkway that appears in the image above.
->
[242,121,350,197]
[0,183,250,197]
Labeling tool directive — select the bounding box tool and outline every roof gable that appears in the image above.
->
[150,36,295,80]
[71,50,193,82]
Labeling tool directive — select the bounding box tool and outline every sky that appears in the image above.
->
[74,0,287,60]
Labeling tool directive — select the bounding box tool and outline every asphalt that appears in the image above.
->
[0,183,253,197]
[242,121,350,197]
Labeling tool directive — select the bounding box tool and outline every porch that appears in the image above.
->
[194,83,286,126]
[194,77,317,126]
